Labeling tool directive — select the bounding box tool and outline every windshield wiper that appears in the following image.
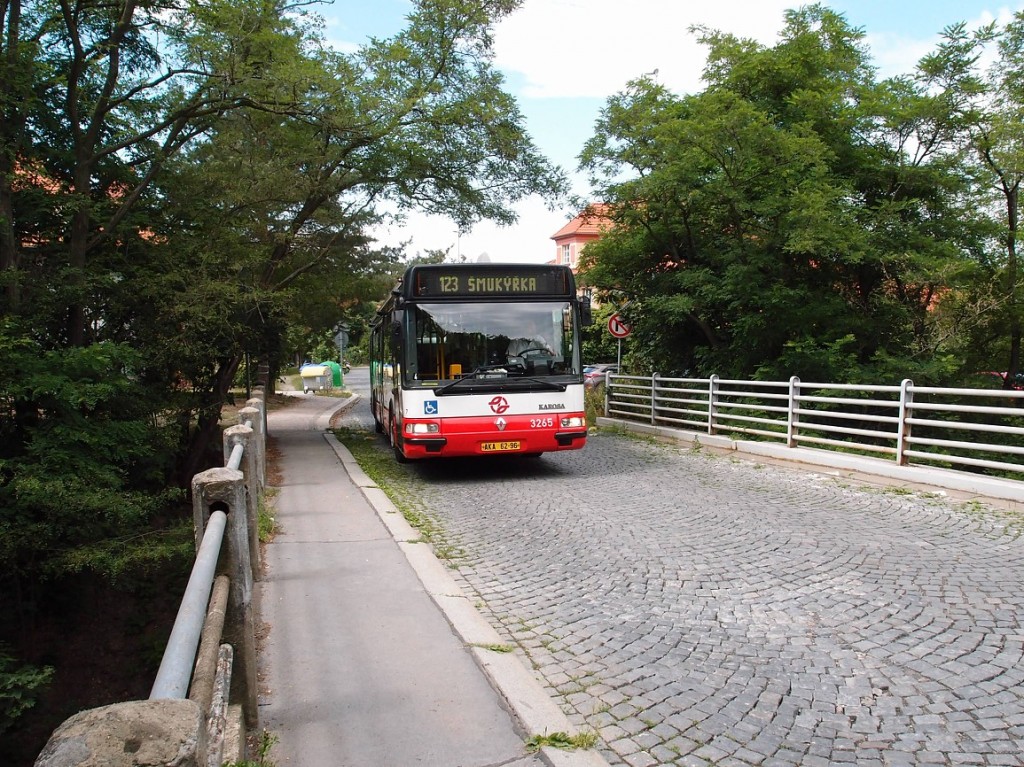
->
[517,376,566,391]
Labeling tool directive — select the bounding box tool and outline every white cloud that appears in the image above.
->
[369,197,575,266]
[862,7,1023,81]
[859,29,940,81]
[493,0,794,99]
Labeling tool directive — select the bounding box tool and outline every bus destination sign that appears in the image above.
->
[411,267,570,298]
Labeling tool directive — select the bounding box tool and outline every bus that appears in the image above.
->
[369,262,593,461]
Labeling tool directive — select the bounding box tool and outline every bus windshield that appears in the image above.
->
[405,300,581,384]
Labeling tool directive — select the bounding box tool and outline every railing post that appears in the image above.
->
[708,374,720,435]
[651,373,659,426]
[896,378,913,465]
[242,400,266,491]
[787,376,800,448]
[223,424,260,576]
[191,468,258,729]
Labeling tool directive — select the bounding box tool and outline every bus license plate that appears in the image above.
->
[481,441,521,452]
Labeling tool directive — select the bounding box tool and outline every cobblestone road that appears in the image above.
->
[338,389,1024,767]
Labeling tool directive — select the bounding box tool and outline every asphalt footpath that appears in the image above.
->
[257,392,608,767]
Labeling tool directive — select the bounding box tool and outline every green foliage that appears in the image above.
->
[525,730,598,752]
[0,326,183,581]
[258,490,278,543]
[578,5,1000,384]
[0,3,571,754]
[0,0,564,589]
[580,302,621,365]
[584,384,605,426]
[0,646,53,736]
[916,19,1024,385]
[52,522,195,582]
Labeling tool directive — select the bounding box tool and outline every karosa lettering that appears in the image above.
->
[538,403,566,410]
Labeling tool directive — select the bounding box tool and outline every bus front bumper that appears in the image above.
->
[400,416,588,459]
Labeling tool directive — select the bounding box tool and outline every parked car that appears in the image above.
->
[584,363,618,390]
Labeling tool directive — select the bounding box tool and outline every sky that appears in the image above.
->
[316,0,1024,265]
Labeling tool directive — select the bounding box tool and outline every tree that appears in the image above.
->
[153,0,566,478]
[1,1,567,746]
[920,18,1024,386]
[579,5,979,383]
[0,0,564,592]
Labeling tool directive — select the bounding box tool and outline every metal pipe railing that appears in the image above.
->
[150,510,227,700]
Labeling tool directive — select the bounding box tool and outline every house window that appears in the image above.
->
[561,244,571,265]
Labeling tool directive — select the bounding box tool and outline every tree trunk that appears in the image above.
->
[1,0,26,315]
[1006,186,1020,386]
[176,355,242,487]
[0,164,19,314]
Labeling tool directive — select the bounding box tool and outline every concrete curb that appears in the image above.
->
[323,431,611,767]
[318,391,360,431]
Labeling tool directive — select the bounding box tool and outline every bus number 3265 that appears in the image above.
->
[369,263,591,461]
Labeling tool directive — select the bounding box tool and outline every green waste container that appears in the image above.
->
[320,360,343,387]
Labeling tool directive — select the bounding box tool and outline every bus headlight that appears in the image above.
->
[405,422,440,434]
[560,416,586,428]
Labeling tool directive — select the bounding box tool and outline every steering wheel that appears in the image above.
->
[513,347,550,358]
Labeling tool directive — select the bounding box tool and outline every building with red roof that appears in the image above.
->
[549,203,613,272]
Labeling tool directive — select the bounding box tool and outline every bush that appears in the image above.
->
[585,385,605,426]
[0,647,53,736]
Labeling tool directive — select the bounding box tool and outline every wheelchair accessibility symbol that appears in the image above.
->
[424,400,438,415]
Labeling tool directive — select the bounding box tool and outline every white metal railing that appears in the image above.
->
[603,374,1024,477]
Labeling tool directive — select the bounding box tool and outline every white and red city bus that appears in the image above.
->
[369,263,593,461]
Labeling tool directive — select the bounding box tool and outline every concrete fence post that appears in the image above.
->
[242,400,266,490]
[191,469,258,729]
[223,424,260,576]
[34,699,206,767]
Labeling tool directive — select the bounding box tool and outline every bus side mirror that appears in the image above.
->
[391,320,402,345]
[580,296,593,326]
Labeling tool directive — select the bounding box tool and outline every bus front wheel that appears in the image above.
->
[390,416,409,464]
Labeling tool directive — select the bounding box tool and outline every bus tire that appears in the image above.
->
[371,393,383,433]
[390,416,409,464]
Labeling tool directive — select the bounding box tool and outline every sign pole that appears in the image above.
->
[607,312,631,370]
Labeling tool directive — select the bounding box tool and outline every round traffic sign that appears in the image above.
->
[608,313,632,339]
